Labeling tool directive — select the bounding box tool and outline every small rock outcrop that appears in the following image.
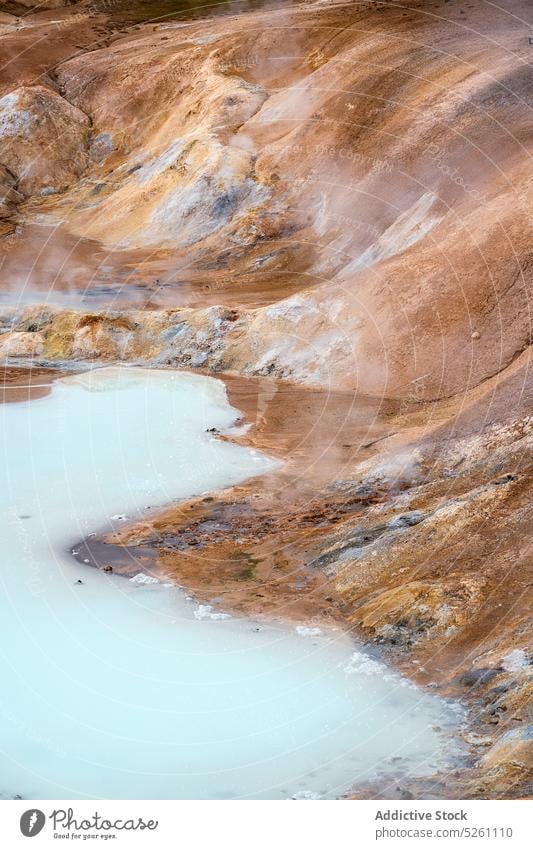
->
[0,85,90,196]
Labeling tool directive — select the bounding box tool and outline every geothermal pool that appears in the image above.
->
[0,368,459,799]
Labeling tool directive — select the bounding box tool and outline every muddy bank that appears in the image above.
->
[75,373,400,623]
[0,364,70,402]
[65,358,532,800]
[0,363,467,800]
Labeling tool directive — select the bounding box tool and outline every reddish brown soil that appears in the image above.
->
[0,364,67,402]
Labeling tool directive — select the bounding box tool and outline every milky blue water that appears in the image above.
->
[0,368,459,799]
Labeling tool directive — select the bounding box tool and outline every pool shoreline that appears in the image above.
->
[0,364,467,801]
[58,364,473,801]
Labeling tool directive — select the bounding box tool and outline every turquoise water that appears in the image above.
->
[0,368,459,799]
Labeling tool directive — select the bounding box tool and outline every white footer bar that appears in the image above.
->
[1,799,530,849]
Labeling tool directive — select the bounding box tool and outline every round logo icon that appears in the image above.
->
[20,809,46,837]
